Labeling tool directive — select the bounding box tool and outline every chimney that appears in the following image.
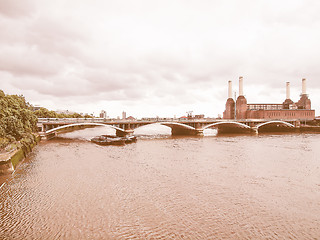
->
[239,76,244,96]
[302,78,307,95]
[286,82,290,99]
[228,80,232,98]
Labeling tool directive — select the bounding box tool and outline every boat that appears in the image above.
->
[102,135,137,143]
[91,135,125,146]
[91,135,137,146]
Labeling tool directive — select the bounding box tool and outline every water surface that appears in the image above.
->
[0,125,319,239]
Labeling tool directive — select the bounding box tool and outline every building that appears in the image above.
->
[223,77,315,120]
[100,110,107,118]
[179,116,188,120]
[194,114,205,119]
[122,111,126,120]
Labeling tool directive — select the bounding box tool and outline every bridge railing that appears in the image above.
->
[37,117,300,125]
[37,118,223,124]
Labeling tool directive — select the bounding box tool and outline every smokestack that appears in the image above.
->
[239,76,244,96]
[228,80,232,98]
[286,82,290,99]
[302,78,307,95]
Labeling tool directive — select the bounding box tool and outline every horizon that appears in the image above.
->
[17,77,320,119]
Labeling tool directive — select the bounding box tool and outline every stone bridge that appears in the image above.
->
[38,118,299,138]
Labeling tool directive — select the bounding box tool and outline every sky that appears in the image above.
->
[0,0,320,118]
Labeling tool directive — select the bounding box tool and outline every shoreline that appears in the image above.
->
[0,134,41,176]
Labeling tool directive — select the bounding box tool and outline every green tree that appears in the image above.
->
[1,116,24,140]
[0,90,38,146]
[35,107,84,119]
[70,112,82,118]
[84,114,93,118]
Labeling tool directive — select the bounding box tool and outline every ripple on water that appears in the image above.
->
[1,132,320,239]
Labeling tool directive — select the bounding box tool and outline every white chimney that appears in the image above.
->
[286,82,290,99]
[302,78,307,95]
[228,80,232,98]
[239,76,244,96]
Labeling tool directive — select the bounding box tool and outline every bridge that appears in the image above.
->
[37,118,300,139]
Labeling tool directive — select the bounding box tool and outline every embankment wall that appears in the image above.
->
[0,134,41,174]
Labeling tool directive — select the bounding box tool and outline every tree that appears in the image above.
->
[0,90,38,144]
[34,107,85,119]
[70,112,82,118]
[2,116,24,140]
[84,114,93,118]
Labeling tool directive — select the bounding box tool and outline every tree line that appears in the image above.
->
[34,107,93,119]
[0,90,92,149]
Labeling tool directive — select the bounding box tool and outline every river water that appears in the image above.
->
[0,124,319,239]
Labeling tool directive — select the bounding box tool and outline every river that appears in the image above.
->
[0,124,319,239]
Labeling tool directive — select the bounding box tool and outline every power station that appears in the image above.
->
[223,77,315,120]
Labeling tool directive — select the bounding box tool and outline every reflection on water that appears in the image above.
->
[0,126,320,239]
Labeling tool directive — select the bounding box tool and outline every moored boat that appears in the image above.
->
[91,135,137,146]
[91,136,125,146]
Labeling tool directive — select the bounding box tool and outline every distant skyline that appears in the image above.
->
[0,0,320,118]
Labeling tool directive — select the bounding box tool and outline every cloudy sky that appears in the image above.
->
[0,0,320,118]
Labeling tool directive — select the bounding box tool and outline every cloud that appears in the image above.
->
[27,16,88,58]
[0,45,66,77]
[0,0,35,18]
[0,0,320,117]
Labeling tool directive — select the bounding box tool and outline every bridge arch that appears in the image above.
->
[256,121,295,129]
[160,122,195,130]
[203,121,253,134]
[45,123,126,135]
[129,122,170,133]
[203,121,251,129]
[159,122,199,135]
[117,122,199,136]
[256,120,295,133]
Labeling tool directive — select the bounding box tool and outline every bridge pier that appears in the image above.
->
[116,129,134,137]
[171,128,203,136]
[44,132,56,140]
[252,127,258,134]
[195,129,204,136]
[217,127,255,134]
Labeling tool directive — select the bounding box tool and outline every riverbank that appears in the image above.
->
[0,134,41,175]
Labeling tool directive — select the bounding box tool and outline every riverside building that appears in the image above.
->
[223,77,315,120]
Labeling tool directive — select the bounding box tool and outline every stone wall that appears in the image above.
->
[0,134,41,175]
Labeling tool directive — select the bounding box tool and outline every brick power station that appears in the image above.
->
[223,77,315,120]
